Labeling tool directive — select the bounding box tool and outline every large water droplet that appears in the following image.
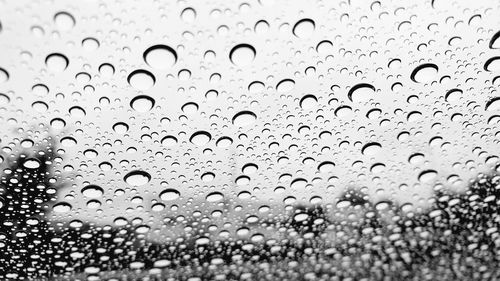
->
[127,69,156,91]
[113,122,129,134]
[318,161,335,172]
[347,83,375,102]
[445,89,462,102]
[489,30,500,49]
[292,18,315,38]
[276,79,295,93]
[130,95,155,112]
[54,11,75,31]
[190,131,212,146]
[160,189,180,201]
[45,53,69,72]
[484,57,500,72]
[124,170,151,186]
[53,202,72,213]
[143,44,177,69]
[0,68,9,83]
[232,110,257,127]
[418,169,438,183]
[485,97,500,111]
[206,192,224,202]
[299,94,318,109]
[161,135,178,146]
[229,44,256,66]
[81,185,104,198]
[361,142,382,156]
[23,158,41,169]
[410,63,438,83]
[216,136,233,148]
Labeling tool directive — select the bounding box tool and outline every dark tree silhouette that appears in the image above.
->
[1,140,500,280]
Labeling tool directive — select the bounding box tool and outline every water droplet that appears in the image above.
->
[82,37,99,51]
[45,53,69,72]
[242,163,258,174]
[181,7,197,22]
[294,213,309,222]
[113,122,129,134]
[232,110,257,127]
[32,101,48,112]
[160,188,180,201]
[143,45,177,69]
[53,202,72,213]
[485,97,500,111]
[409,153,425,164]
[418,169,438,183]
[335,105,353,118]
[161,135,178,146]
[127,69,156,91]
[229,44,256,66]
[81,185,104,198]
[195,236,210,245]
[61,136,77,147]
[318,161,335,172]
[276,79,295,93]
[0,68,9,83]
[299,94,318,109]
[490,30,500,49]
[292,18,315,38]
[445,88,462,102]
[361,142,382,156]
[32,84,49,96]
[124,170,151,186]
[130,95,155,112]
[190,131,212,146]
[69,106,86,118]
[54,11,75,31]
[316,40,333,53]
[407,111,422,122]
[484,57,500,72]
[347,83,375,102]
[201,172,215,182]
[216,136,233,148]
[410,63,438,83]
[99,63,115,77]
[50,118,66,129]
[206,192,224,202]
[181,102,198,114]
[23,158,41,169]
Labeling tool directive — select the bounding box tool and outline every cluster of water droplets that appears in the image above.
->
[1,0,500,279]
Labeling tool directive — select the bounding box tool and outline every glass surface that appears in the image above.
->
[1,0,500,279]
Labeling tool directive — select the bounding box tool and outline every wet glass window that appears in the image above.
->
[1,0,500,280]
